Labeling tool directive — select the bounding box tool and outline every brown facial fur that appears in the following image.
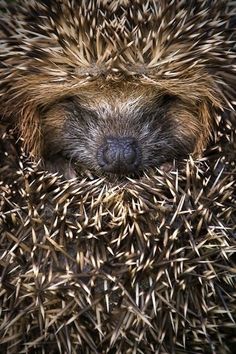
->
[1,73,222,178]
[37,77,219,177]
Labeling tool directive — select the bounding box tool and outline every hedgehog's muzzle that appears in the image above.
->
[97,136,142,174]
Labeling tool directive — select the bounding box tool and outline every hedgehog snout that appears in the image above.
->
[96,136,142,174]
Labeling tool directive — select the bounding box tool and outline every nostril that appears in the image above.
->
[97,136,142,174]
[102,141,119,166]
[123,142,137,165]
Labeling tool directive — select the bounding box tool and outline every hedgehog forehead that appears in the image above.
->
[65,82,162,113]
[79,95,149,116]
[24,72,222,111]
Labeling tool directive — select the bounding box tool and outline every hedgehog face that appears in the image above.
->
[42,83,207,178]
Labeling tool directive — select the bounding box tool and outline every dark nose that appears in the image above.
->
[97,137,142,174]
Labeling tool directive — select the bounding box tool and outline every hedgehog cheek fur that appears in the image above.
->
[40,87,214,178]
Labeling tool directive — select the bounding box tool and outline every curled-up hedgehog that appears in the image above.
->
[0,0,235,179]
[0,2,236,353]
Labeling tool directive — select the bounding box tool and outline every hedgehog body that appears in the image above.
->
[0,0,235,177]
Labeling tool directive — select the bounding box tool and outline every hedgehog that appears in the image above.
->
[0,0,235,179]
[0,1,236,354]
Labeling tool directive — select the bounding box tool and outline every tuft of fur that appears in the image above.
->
[0,0,235,177]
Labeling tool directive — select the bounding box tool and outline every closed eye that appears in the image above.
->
[161,94,176,105]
